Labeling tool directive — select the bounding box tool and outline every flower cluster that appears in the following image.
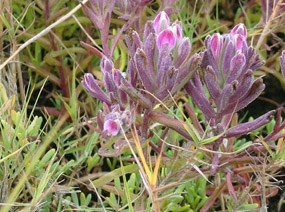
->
[82,57,133,141]
[82,11,203,155]
[124,11,202,103]
[185,23,274,136]
[82,11,284,155]
[80,5,285,209]
[82,57,128,108]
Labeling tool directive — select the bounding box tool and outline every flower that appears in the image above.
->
[202,23,264,117]
[230,23,247,38]
[157,28,176,49]
[82,73,111,105]
[185,23,271,137]
[101,104,132,137]
[153,11,170,34]
[123,11,202,102]
[82,57,128,108]
[103,119,120,136]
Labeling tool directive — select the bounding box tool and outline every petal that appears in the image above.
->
[171,21,183,40]
[185,73,215,121]
[210,33,222,60]
[103,119,120,136]
[82,73,111,105]
[233,34,244,50]
[153,11,170,33]
[226,52,246,83]
[157,28,176,50]
[134,49,156,92]
[204,66,221,102]
[101,56,114,73]
[174,37,191,67]
[231,23,247,38]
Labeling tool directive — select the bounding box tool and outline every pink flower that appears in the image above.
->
[231,23,247,38]
[171,21,183,41]
[157,28,176,50]
[153,11,170,34]
[103,119,120,136]
[210,33,222,60]
[233,34,244,50]
[230,24,247,50]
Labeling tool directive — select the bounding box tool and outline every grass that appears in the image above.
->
[0,0,285,211]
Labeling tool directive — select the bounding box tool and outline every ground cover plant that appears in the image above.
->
[0,0,285,211]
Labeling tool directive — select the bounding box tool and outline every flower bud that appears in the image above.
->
[171,21,183,41]
[210,33,222,60]
[231,23,247,38]
[157,28,176,50]
[82,73,111,105]
[153,11,170,34]
[101,56,114,73]
[233,34,244,50]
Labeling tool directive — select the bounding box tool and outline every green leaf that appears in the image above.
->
[91,164,139,188]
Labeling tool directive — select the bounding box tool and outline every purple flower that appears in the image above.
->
[153,11,170,34]
[186,23,270,137]
[209,33,222,60]
[123,11,202,102]
[202,24,264,117]
[157,28,176,49]
[171,21,183,41]
[82,73,111,105]
[230,23,247,38]
[103,119,120,136]
[82,57,128,108]
[101,104,133,137]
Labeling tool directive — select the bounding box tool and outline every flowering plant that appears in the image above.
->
[82,6,285,211]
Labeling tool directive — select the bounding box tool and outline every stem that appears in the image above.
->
[109,17,138,56]
[255,0,283,50]
[44,2,69,98]
[149,112,192,140]
[152,190,160,212]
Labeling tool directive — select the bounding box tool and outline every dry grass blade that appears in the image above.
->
[255,0,284,50]
[0,0,89,71]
